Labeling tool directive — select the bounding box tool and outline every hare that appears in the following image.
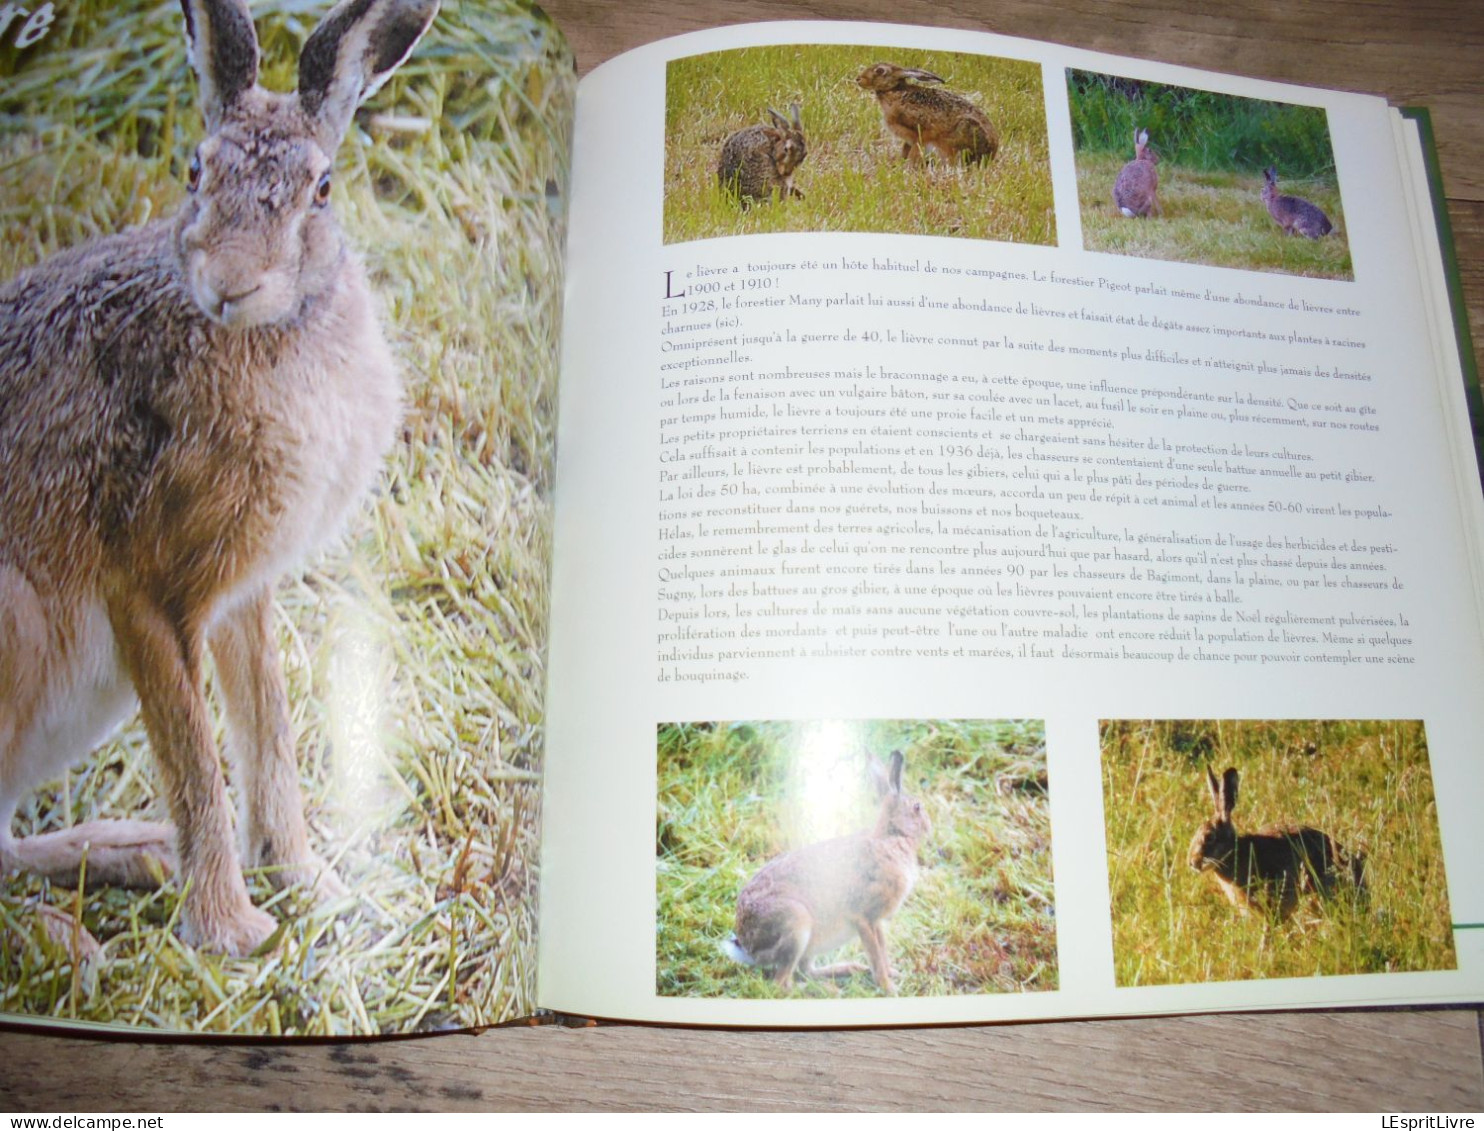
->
[1113,128,1160,217]
[721,750,931,994]
[718,104,806,206]
[855,62,998,165]
[1188,767,1365,918]
[0,0,439,957]
[1262,167,1334,238]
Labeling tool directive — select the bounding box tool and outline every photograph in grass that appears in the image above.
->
[1101,719,1455,987]
[1068,70,1352,279]
[0,0,572,1034]
[664,46,1054,246]
[656,719,1057,998]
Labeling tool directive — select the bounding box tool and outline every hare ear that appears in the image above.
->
[888,750,905,795]
[1220,767,1240,817]
[298,0,440,151]
[909,68,945,85]
[1205,765,1223,814]
[767,106,789,130]
[790,102,802,130]
[180,0,260,129]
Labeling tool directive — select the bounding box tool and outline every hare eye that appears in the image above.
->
[187,153,202,192]
[314,172,333,206]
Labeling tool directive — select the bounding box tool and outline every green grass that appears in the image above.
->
[0,0,573,1034]
[1066,72,1352,278]
[1077,153,1352,278]
[1067,70,1338,179]
[1102,719,1456,987]
[664,45,1054,246]
[657,719,1057,999]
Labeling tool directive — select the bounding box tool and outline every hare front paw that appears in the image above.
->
[181,898,279,957]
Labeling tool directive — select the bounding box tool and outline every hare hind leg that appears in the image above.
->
[0,575,177,890]
[211,589,345,902]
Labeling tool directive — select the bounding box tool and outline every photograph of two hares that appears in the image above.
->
[663,45,1056,246]
[1067,69,1352,278]
[0,0,571,1034]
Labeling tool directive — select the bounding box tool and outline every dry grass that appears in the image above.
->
[0,0,573,1035]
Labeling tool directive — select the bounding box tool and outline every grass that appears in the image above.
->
[1067,71,1352,278]
[657,719,1057,999]
[0,0,574,1034]
[664,45,1054,246]
[1101,719,1456,987]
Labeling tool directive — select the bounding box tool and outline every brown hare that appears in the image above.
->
[718,103,807,206]
[1188,767,1365,918]
[1113,127,1160,217]
[855,62,998,165]
[1262,167,1334,238]
[721,750,931,994]
[0,0,439,956]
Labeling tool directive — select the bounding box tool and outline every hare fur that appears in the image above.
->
[1113,128,1160,218]
[1188,766,1365,918]
[0,0,439,956]
[722,750,931,994]
[718,104,806,206]
[856,62,998,165]
[1262,167,1334,238]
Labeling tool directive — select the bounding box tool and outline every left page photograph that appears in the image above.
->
[0,0,573,1035]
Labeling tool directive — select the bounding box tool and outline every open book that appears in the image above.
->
[1,0,1479,1035]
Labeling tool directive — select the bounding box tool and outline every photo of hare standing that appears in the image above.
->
[1188,766,1366,918]
[1113,127,1160,217]
[1262,166,1334,237]
[855,62,999,165]
[721,750,931,994]
[0,0,438,957]
[717,104,807,206]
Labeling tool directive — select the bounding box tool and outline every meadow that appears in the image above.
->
[664,45,1054,246]
[1068,71,1352,278]
[0,0,574,1034]
[1101,719,1456,987]
[656,719,1057,999]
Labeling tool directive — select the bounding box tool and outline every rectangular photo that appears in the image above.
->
[1067,70,1353,279]
[656,718,1056,998]
[0,0,572,1034]
[1100,719,1455,987]
[664,46,1054,246]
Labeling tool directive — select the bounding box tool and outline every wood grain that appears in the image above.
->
[4,0,1483,1112]
[1,1011,1480,1111]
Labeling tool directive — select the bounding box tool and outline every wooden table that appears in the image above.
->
[4,0,1482,1112]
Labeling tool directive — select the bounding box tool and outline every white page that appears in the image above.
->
[540,21,1484,1025]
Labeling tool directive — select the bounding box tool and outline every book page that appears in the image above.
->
[541,21,1484,1024]
[0,0,573,1035]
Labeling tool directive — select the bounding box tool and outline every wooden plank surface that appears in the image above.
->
[1,1011,1480,1111]
[5,0,1484,1113]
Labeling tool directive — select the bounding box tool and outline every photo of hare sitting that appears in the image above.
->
[1188,766,1365,918]
[1262,166,1334,237]
[0,0,438,957]
[1113,127,1160,217]
[855,62,999,165]
[721,750,931,994]
[718,104,807,206]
